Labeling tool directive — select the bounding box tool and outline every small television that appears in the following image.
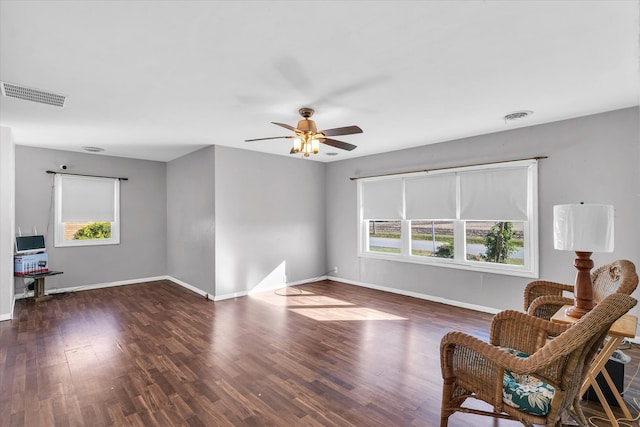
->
[15,235,46,254]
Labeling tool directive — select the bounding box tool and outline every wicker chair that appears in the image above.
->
[440,293,637,427]
[524,260,638,320]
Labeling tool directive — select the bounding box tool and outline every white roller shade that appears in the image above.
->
[405,174,456,219]
[60,175,117,222]
[362,179,403,220]
[459,167,528,221]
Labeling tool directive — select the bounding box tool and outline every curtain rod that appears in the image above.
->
[46,170,129,181]
[348,156,548,181]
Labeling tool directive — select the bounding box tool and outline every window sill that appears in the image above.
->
[358,251,539,279]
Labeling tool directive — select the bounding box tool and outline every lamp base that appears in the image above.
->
[565,304,591,319]
[565,251,595,319]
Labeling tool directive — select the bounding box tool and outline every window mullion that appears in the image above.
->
[362,220,370,254]
[453,220,465,261]
[401,220,411,256]
[453,173,464,261]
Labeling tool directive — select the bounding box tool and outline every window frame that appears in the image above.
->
[357,160,539,278]
[54,174,121,248]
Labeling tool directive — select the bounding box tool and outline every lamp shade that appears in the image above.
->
[553,204,614,252]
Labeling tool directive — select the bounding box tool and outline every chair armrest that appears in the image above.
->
[527,295,574,320]
[524,280,574,311]
[440,331,553,387]
[440,331,515,381]
[489,310,569,355]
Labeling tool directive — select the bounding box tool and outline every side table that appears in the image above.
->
[551,305,637,426]
[19,271,63,302]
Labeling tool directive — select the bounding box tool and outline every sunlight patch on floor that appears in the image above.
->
[251,289,354,307]
[289,306,407,321]
[251,287,406,321]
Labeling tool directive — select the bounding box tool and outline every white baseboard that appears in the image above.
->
[209,275,331,301]
[213,290,249,301]
[327,275,502,315]
[11,273,639,343]
[326,276,640,342]
[165,276,213,300]
[288,275,329,287]
[13,275,169,299]
[4,272,492,321]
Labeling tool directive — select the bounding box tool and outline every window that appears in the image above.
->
[54,174,120,247]
[369,220,401,254]
[411,220,455,258]
[358,160,538,277]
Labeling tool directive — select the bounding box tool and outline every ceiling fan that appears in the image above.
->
[245,108,362,157]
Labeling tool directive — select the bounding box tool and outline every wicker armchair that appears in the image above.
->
[524,260,638,320]
[440,293,637,427]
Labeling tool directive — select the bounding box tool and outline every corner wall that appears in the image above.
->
[326,107,640,317]
[214,146,327,299]
[166,146,216,296]
[0,127,15,320]
[14,146,168,291]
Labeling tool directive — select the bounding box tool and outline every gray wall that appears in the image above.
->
[14,146,167,292]
[326,107,640,317]
[166,146,215,296]
[214,146,327,298]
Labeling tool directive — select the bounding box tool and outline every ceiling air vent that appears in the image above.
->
[1,81,66,107]
[504,110,533,124]
[82,146,104,153]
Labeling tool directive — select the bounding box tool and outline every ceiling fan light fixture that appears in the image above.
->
[293,137,302,152]
[303,141,312,157]
[245,107,361,158]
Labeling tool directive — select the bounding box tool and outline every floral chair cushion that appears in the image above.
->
[501,348,555,416]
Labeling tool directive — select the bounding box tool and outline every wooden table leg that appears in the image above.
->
[34,277,44,298]
[579,336,630,427]
[31,277,52,302]
[601,364,632,419]
[586,372,620,426]
[580,337,619,395]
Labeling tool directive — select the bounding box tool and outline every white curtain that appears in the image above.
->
[60,175,117,222]
[405,174,456,219]
[362,179,403,220]
[459,167,528,221]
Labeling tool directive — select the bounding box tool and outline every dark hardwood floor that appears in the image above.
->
[1,280,639,426]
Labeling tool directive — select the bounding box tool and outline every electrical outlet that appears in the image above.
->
[333,266,338,274]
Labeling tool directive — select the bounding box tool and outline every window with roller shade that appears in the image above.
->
[357,159,538,278]
[54,174,120,247]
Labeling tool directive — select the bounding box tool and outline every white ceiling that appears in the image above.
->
[1,1,638,163]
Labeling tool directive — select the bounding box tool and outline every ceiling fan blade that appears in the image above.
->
[274,56,312,93]
[245,136,293,142]
[311,74,391,106]
[272,122,300,132]
[319,138,357,151]
[319,125,363,137]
